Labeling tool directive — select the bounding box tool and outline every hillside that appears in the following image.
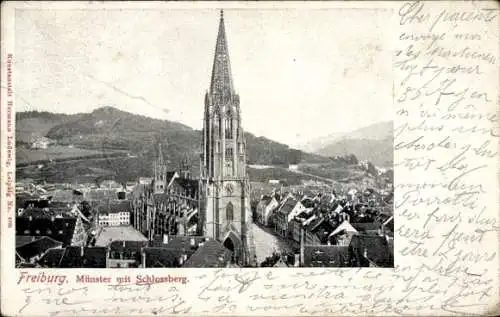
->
[16,107,329,173]
[317,138,393,167]
[15,111,80,143]
[311,121,393,167]
[300,121,392,152]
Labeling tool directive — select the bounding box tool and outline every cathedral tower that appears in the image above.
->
[153,143,167,194]
[200,10,253,266]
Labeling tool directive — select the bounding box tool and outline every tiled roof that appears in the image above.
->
[278,197,297,216]
[183,239,231,268]
[143,247,185,268]
[329,221,358,237]
[260,195,273,206]
[166,171,177,183]
[383,216,394,232]
[305,216,324,231]
[108,240,149,260]
[16,216,77,246]
[294,211,309,220]
[311,221,335,244]
[58,247,107,268]
[38,248,66,267]
[16,235,38,248]
[301,198,315,209]
[164,236,206,256]
[349,235,393,267]
[16,236,63,261]
[98,200,133,214]
[22,199,50,209]
[351,222,380,233]
[303,245,352,267]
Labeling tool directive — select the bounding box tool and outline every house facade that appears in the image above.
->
[256,195,278,226]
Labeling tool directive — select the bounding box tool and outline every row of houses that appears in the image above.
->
[255,188,394,267]
[15,202,92,267]
[18,234,233,269]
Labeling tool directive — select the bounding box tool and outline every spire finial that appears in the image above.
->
[209,8,234,96]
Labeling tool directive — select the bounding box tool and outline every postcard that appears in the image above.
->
[1,1,498,316]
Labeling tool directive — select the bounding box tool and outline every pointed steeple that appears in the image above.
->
[210,9,234,97]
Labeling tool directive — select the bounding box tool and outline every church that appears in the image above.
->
[199,10,255,267]
[132,10,255,267]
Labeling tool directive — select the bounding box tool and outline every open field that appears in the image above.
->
[16,146,128,166]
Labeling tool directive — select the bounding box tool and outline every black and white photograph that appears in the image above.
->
[13,8,394,269]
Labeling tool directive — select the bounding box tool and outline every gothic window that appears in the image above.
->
[214,115,220,137]
[225,147,233,158]
[225,118,233,139]
[226,202,234,222]
[224,161,232,176]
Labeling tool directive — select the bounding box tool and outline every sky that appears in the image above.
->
[14,7,393,147]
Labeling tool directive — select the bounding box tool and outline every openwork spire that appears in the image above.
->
[209,9,234,97]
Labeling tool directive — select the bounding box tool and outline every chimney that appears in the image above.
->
[300,226,305,267]
[163,234,169,244]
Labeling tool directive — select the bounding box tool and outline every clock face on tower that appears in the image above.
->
[225,182,234,195]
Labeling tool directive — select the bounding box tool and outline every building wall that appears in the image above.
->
[202,179,251,265]
[98,212,130,227]
[263,198,278,226]
[291,219,302,243]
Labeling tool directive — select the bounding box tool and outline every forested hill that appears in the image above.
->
[17,106,329,168]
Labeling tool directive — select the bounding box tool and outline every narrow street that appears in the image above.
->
[251,222,296,264]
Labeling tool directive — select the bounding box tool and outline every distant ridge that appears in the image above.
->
[300,121,393,167]
[16,106,328,169]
